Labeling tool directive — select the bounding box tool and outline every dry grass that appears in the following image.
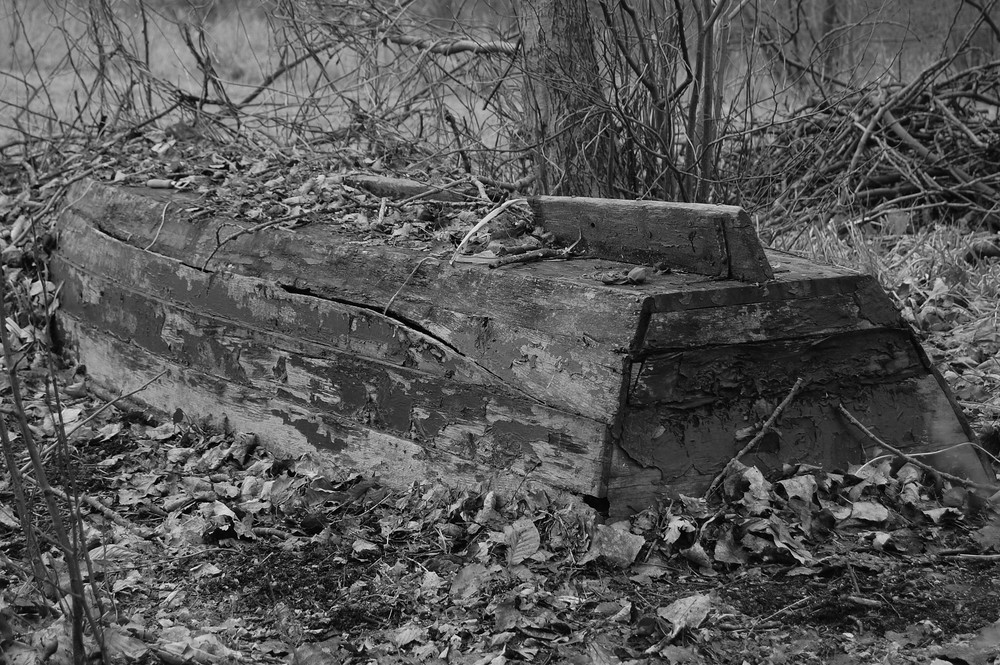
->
[781,219,1000,431]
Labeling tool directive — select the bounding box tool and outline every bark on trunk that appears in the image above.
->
[518,0,611,197]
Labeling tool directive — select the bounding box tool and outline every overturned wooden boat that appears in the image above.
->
[51,178,982,514]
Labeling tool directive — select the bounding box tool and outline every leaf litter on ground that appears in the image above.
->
[2,131,1000,664]
[3,389,1000,664]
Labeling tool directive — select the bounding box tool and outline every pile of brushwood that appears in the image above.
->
[738,59,1000,242]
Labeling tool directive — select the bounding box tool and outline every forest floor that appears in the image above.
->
[1,131,1000,665]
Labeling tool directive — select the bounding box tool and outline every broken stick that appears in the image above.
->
[838,403,999,493]
[704,377,807,499]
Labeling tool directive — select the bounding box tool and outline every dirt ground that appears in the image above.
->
[5,401,1000,665]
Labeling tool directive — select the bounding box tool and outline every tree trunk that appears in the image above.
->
[819,0,842,77]
[518,0,611,197]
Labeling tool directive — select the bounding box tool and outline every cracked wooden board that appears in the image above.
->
[61,181,646,422]
[52,179,980,514]
[54,207,611,495]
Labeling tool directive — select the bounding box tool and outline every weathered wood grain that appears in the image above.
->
[56,211,505,386]
[607,372,973,514]
[606,325,976,513]
[642,255,896,318]
[63,316,589,496]
[61,180,644,422]
[641,295,867,351]
[627,330,928,409]
[528,196,774,282]
[344,174,775,283]
[54,241,610,494]
[720,208,776,282]
[54,179,980,514]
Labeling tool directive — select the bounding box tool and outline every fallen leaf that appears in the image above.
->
[713,527,748,565]
[680,543,715,573]
[492,598,523,632]
[581,523,645,567]
[0,503,19,529]
[392,623,426,648]
[450,563,490,600]
[351,539,380,557]
[154,632,242,665]
[661,515,697,547]
[191,562,222,579]
[103,626,151,662]
[599,271,627,285]
[923,506,962,524]
[503,517,540,566]
[971,524,1000,551]
[656,593,712,641]
[777,475,818,503]
[626,266,649,284]
[849,501,889,523]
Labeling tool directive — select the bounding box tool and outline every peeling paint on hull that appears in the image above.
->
[52,180,977,514]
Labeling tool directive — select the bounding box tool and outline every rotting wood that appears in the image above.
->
[60,182,644,422]
[704,377,807,499]
[608,373,972,512]
[528,196,774,282]
[642,295,873,351]
[52,179,979,514]
[838,404,997,492]
[346,175,774,281]
[53,224,609,495]
[628,329,932,408]
[63,318,590,496]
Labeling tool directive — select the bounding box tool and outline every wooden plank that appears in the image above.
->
[54,215,505,386]
[720,207,775,282]
[640,294,869,352]
[644,268,880,313]
[607,373,973,514]
[528,196,727,276]
[609,325,978,513]
[528,196,774,282]
[62,318,594,496]
[59,181,643,422]
[340,175,776,282]
[627,329,929,408]
[60,314,608,496]
[53,235,611,495]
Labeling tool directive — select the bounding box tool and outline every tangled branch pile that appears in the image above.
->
[741,59,1000,242]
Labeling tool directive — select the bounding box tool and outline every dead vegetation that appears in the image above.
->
[746,58,1000,243]
[2,0,1000,663]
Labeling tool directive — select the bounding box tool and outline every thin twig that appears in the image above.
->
[838,403,999,493]
[383,257,433,316]
[449,198,527,265]
[73,371,170,428]
[30,370,169,472]
[31,479,154,539]
[704,378,807,499]
[396,177,471,206]
[488,248,561,268]
[201,211,312,270]
[144,201,172,251]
